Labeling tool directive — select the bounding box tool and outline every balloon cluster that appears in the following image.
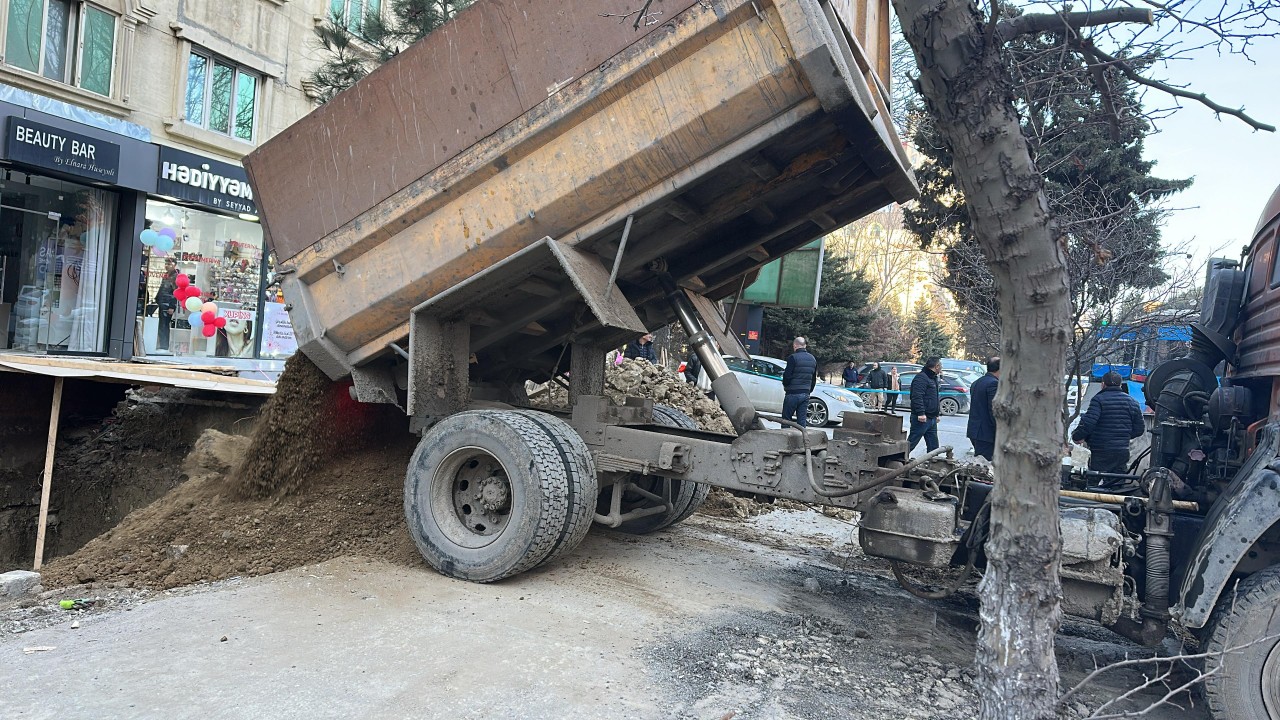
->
[140,227,178,253]
[172,274,226,338]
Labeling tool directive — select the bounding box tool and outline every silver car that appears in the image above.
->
[723,355,865,426]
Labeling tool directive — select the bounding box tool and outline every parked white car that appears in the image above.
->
[723,355,865,426]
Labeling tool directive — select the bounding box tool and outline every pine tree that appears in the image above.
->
[760,257,874,364]
[309,1,472,104]
[909,298,952,361]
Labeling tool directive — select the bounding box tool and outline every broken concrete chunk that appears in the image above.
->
[0,570,41,599]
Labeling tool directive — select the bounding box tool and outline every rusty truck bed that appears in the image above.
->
[245,0,915,384]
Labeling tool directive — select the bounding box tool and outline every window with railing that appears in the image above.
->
[4,0,117,96]
[184,49,259,142]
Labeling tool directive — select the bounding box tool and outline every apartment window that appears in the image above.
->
[184,50,259,142]
[4,0,117,96]
[330,0,382,34]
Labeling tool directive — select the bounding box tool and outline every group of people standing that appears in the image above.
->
[842,362,900,411]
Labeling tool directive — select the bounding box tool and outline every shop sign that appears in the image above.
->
[156,147,257,215]
[5,118,120,183]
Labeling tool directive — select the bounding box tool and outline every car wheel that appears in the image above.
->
[806,398,830,426]
[940,397,960,416]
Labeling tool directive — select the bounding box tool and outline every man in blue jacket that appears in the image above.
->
[782,337,818,427]
[966,357,1000,461]
[1071,371,1146,476]
[908,357,942,452]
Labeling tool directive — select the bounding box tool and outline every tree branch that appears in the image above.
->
[996,8,1154,43]
[1079,41,1277,132]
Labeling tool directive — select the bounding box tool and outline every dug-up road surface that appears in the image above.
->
[3,510,1203,720]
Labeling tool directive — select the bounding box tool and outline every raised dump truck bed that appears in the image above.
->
[245,0,914,386]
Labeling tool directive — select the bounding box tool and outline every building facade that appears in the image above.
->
[0,0,345,374]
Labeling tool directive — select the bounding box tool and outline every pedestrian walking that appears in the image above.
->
[623,333,656,363]
[886,367,901,411]
[782,337,817,427]
[683,349,701,384]
[1071,371,1146,484]
[966,357,1000,461]
[865,362,889,410]
[907,357,942,452]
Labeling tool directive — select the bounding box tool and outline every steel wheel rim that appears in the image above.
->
[431,446,513,549]
[1263,636,1280,719]
[806,399,828,425]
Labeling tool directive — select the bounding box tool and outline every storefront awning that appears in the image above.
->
[0,354,275,394]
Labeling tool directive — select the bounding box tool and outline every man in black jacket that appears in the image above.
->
[907,357,942,452]
[624,333,656,363]
[1071,371,1146,478]
[782,337,818,427]
[966,357,1000,461]
[865,362,889,410]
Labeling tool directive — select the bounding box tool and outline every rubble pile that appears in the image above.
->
[533,358,736,434]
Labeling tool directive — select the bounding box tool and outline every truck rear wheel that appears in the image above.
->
[1204,564,1280,720]
[600,405,709,534]
[404,409,597,582]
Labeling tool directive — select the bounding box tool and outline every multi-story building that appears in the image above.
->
[0,0,357,373]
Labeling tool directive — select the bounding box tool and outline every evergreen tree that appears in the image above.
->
[760,257,874,364]
[909,298,952,361]
[309,1,471,104]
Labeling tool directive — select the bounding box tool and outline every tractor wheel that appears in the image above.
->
[1204,564,1280,720]
[404,409,597,582]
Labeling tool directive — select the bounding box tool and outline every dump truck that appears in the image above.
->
[245,1,1280,717]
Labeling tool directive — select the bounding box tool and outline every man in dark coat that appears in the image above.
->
[683,350,701,383]
[966,357,1000,461]
[1071,371,1146,479]
[782,337,818,427]
[907,357,942,452]
[842,361,859,388]
[155,258,178,351]
[624,333,656,363]
[865,362,890,410]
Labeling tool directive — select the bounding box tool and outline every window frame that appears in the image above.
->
[3,0,118,96]
[183,47,261,143]
[330,0,383,36]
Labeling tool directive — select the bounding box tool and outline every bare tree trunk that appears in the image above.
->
[891,1,1070,717]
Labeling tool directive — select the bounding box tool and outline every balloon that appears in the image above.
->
[214,317,227,328]
[175,274,190,288]
[186,286,201,299]
[201,302,217,314]
[202,324,217,338]
[188,312,204,328]
[139,229,158,246]
[158,227,177,240]
[201,310,216,324]
[154,236,174,252]
[184,297,202,313]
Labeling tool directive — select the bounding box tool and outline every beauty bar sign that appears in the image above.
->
[157,147,257,215]
[5,118,120,183]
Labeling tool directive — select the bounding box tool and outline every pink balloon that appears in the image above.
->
[201,302,217,314]
[175,273,190,288]
[202,324,217,338]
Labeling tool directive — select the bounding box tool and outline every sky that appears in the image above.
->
[1124,35,1280,267]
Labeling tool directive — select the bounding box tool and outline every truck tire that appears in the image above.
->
[601,405,709,534]
[404,409,597,582]
[1204,564,1280,720]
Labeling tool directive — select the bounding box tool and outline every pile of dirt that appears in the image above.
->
[232,354,338,498]
[41,428,420,590]
[533,358,735,434]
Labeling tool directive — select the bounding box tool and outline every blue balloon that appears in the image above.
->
[155,236,175,252]
[188,312,204,328]
[139,229,159,246]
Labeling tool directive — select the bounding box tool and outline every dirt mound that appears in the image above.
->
[232,354,338,498]
[40,428,420,590]
[533,358,735,434]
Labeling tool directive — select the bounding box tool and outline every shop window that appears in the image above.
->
[4,0,117,96]
[184,50,259,142]
[0,171,118,354]
[330,0,383,35]
[139,201,278,360]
